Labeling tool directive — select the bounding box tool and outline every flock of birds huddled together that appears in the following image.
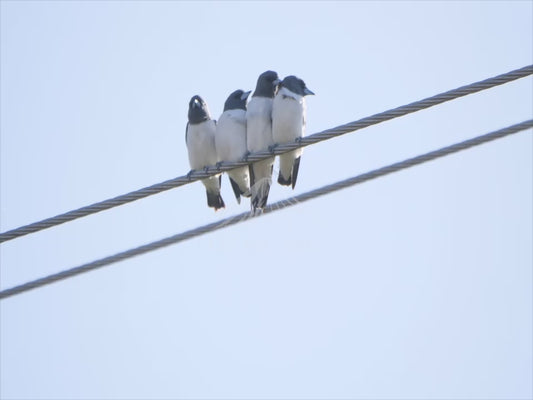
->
[186,70,314,213]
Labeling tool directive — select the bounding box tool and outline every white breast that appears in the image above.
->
[246,97,274,152]
[186,119,217,170]
[215,109,247,162]
[272,87,306,144]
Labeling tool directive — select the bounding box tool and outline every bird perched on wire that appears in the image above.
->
[215,89,252,204]
[246,70,281,211]
[272,75,314,189]
[186,95,225,211]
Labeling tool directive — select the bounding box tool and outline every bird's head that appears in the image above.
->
[188,95,211,123]
[253,70,280,98]
[280,76,315,97]
[223,89,251,111]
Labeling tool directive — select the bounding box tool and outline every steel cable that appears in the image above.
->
[1,65,531,243]
[1,119,530,300]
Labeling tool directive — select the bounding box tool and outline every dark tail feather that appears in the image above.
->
[277,157,301,189]
[291,157,301,189]
[206,190,225,211]
[249,164,255,187]
[277,172,291,186]
[252,181,271,210]
[229,177,243,204]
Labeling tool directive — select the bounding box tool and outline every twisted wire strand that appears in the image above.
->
[1,119,530,300]
[0,65,531,243]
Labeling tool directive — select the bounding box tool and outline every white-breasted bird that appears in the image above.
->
[272,75,314,189]
[246,70,280,211]
[186,95,225,211]
[215,89,252,204]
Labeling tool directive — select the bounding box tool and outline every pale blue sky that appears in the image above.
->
[1,1,532,399]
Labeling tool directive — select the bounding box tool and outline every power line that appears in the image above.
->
[0,65,531,243]
[1,119,530,300]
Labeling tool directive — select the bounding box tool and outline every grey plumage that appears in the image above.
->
[276,75,314,97]
[223,88,250,112]
[252,70,280,98]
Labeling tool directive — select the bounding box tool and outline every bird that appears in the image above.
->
[215,89,252,204]
[246,70,280,211]
[185,95,225,211]
[272,75,314,189]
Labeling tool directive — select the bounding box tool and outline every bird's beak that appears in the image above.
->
[304,87,315,96]
[273,78,281,86]
[241,90,252,101]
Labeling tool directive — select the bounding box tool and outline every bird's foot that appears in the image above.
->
[268,144,278,154]
[202,166,211,176]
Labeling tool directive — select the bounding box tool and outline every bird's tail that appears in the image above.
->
[206,189,225,210]
[251,177,271,210]
[249,158,274,211]
[228,167,251,204]
[229,178,242,204]
[277,175,291,186]
[278,152,301,189]
[203,176,225,211]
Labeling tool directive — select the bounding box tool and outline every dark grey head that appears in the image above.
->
[280,75,315,96]
[223,89,251,112]
[188,95,211,124]
[252,70,281,98]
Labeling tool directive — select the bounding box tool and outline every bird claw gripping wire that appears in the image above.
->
[268,144,278,154]
[186,170,194,181]
[243,151,251,162]
[215,161,223,171]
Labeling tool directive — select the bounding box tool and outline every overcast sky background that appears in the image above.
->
[1,1,532,399]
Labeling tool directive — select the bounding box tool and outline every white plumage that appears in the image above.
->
[186,95,224,210]
[215,108,250,203]
[186,119,223,207]
[186,119,218,170]
[272,86,306,187]
[271,75,314,189]
[246,96,275,209]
